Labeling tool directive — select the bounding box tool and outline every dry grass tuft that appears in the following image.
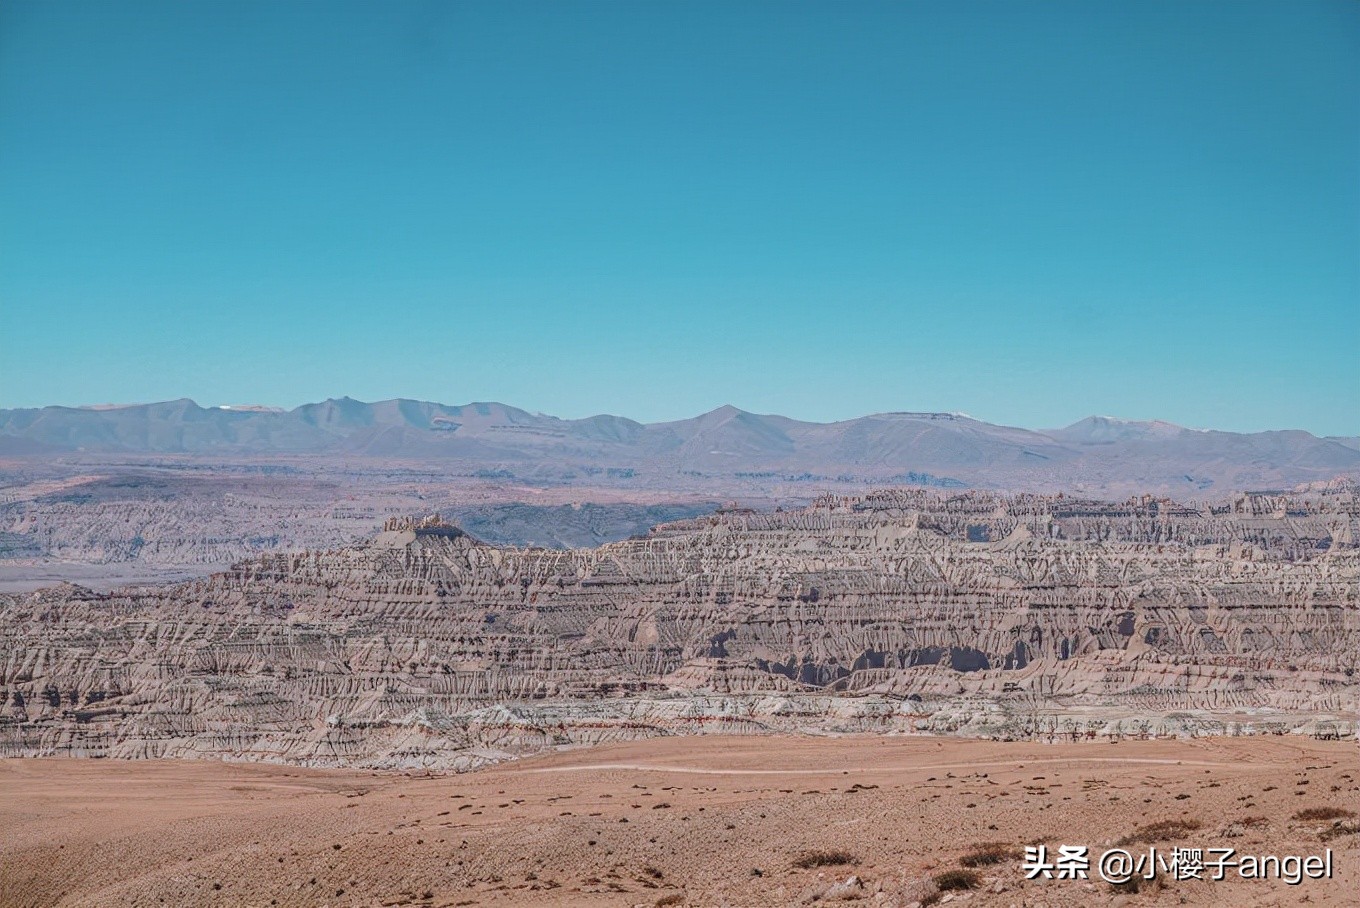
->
[932,869,979,892]
[959,841,1021,867]
[1113,818,1202,846]
[1294,806,1356,822]
[792,849,859,869]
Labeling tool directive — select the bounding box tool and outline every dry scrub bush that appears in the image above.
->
[932,869,979,891]
[1294,806,1356,821]
[1113,818,1202,846]
[792,850,859,869]
[959,842,1020,867]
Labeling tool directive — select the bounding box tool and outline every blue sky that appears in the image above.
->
[2,0,1356,434]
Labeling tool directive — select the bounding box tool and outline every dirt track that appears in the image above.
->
[1,735,1356,907]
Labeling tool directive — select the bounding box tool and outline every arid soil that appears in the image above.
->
[2,736,1355,907]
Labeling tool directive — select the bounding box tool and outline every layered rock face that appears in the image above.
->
[1,483,1356,769]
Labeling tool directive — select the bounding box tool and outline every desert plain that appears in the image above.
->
[2,734,1357,908]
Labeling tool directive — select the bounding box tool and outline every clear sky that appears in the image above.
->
[1,1,1356,434]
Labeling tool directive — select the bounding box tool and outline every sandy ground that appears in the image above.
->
[0,736,1356,907]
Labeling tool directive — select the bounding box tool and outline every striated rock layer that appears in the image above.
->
[1,483,1356,769]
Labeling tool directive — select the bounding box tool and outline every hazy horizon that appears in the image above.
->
[4,392,1355,438]
[3,1,1357,435]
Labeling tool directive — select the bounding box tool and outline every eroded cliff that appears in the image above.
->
[2,483,1355,769]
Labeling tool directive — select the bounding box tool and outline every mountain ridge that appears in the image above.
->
[2,397,1356,494]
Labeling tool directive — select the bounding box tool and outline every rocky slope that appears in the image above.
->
[1,483,1356,769]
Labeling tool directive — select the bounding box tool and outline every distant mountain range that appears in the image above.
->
[2,398,1356,494]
